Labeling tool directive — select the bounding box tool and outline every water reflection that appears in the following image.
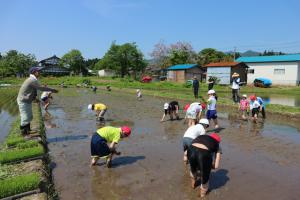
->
[260,95,300,107]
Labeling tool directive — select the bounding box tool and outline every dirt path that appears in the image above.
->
[44,88,300,200]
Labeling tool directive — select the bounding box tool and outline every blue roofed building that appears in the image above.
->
[236,54,300,86]
[166,64,205,83]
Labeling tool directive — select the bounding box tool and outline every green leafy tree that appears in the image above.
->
[60,49,85,75]
[84,58,100,70]
[0,50,36,77]
[95,42,146,78]
[198,48,233,66]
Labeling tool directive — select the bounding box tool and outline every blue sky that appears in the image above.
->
[0,0,300,60]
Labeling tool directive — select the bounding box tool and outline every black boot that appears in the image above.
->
[20,125,29,135]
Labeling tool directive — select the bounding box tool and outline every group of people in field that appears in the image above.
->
[17,67,266,198]
[161,89,222,198]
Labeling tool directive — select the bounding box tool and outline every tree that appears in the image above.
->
[84,58,100,70]
[197,48,233,66]
[0,50,37,77]
[169,42,197,65]
[60,49,84,75]
[149,40,171,69]
[95,42,146,78]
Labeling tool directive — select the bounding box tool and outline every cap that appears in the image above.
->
[121,126,131,137]
[136,89,140,92]
[208,90,215,94]
[164,103,169,110]
[250,95,256,101]
[29,67,42,74]
[210,133,221,143]
[201,103,206,110]
[88,104,93,110]
[199,118,209,126]
[232,72,239,77]
[183,104,190,112]
[242,94,247,98]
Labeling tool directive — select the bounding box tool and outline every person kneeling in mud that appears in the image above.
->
[88,103,107,121]
[188,133,222,198]
[90,126,131,167]
[160,101,180,122]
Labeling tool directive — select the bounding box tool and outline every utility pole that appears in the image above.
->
[233,46,237,61]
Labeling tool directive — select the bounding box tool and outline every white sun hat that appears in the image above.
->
[199,118,209,126]
[164,103,169,109]
[208,90,216,94]
[88,104,93,110]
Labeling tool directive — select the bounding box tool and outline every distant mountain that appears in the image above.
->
[240,50,260,57]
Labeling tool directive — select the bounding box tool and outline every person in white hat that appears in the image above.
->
[231,72,240,103]
[88,103,107,121]
[182,118,209,164]
[136,89,142,100]
[160,101,179,122]
[239,94,249,119]
[206,90,219,129]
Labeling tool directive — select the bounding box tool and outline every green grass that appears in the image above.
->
[0,173,40,198]
[0,145,44,164]
[16,140,39,149]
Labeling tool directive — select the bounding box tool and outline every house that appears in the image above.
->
[98,69,115,77]
[38,55,70,76]
[166,64,204,83]
[204,62,248,85]
[236,54,300,86]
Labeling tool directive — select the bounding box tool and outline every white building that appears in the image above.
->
[98,69,115,77]
[236,54,300,86]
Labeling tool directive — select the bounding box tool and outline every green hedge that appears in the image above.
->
[0,173,40,198]
[0,145,44,164]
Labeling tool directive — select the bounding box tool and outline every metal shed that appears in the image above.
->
[204,62,248,85]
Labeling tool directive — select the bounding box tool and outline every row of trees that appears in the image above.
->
[0,40,286,78]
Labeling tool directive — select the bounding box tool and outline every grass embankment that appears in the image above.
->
[0,103,48,199]
[2,76,300,115]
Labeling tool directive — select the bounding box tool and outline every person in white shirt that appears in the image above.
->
[231,72,240,103]
[136,89,142,100]
[182,118,209,164]
[206,90,219,129]
[41,88,53,110]
[186,102,202,127]
[249,95,262,122]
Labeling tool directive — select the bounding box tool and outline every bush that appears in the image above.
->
[0,145,44,164]
[0,173,40,198]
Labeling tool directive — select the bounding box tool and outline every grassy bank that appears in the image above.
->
[2,76,300,115]
[0,103,55,199]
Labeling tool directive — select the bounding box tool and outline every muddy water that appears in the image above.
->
[45,88,300,200]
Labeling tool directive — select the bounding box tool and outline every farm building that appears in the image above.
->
[236,54,300,86]
[38,55,70,76]
[166,64,205,83]
[204,62,248,85]
[98,69,115,77]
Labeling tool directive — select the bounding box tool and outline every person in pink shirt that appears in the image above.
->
[239,94,249,120]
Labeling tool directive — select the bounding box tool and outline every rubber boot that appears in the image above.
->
[20,125,28,136]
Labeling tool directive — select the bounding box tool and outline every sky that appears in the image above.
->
[0,0,300,60]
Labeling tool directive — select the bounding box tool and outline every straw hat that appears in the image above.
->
[232,72,239,78]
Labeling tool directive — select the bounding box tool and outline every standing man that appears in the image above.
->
[231,72,240,103]
[192,76,199,99]
[17,67,58,135]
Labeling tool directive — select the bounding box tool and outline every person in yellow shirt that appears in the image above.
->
[90,126,131,167]
[88,103,107,121]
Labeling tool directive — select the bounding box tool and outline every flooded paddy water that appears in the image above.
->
[0,88,18,143]
[43,88,300,200]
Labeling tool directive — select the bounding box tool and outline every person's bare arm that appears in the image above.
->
[212,152,221,169]
[31,82,58,93]
[161,114,166,122]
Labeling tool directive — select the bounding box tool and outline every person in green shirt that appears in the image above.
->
[90,126,131,167]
